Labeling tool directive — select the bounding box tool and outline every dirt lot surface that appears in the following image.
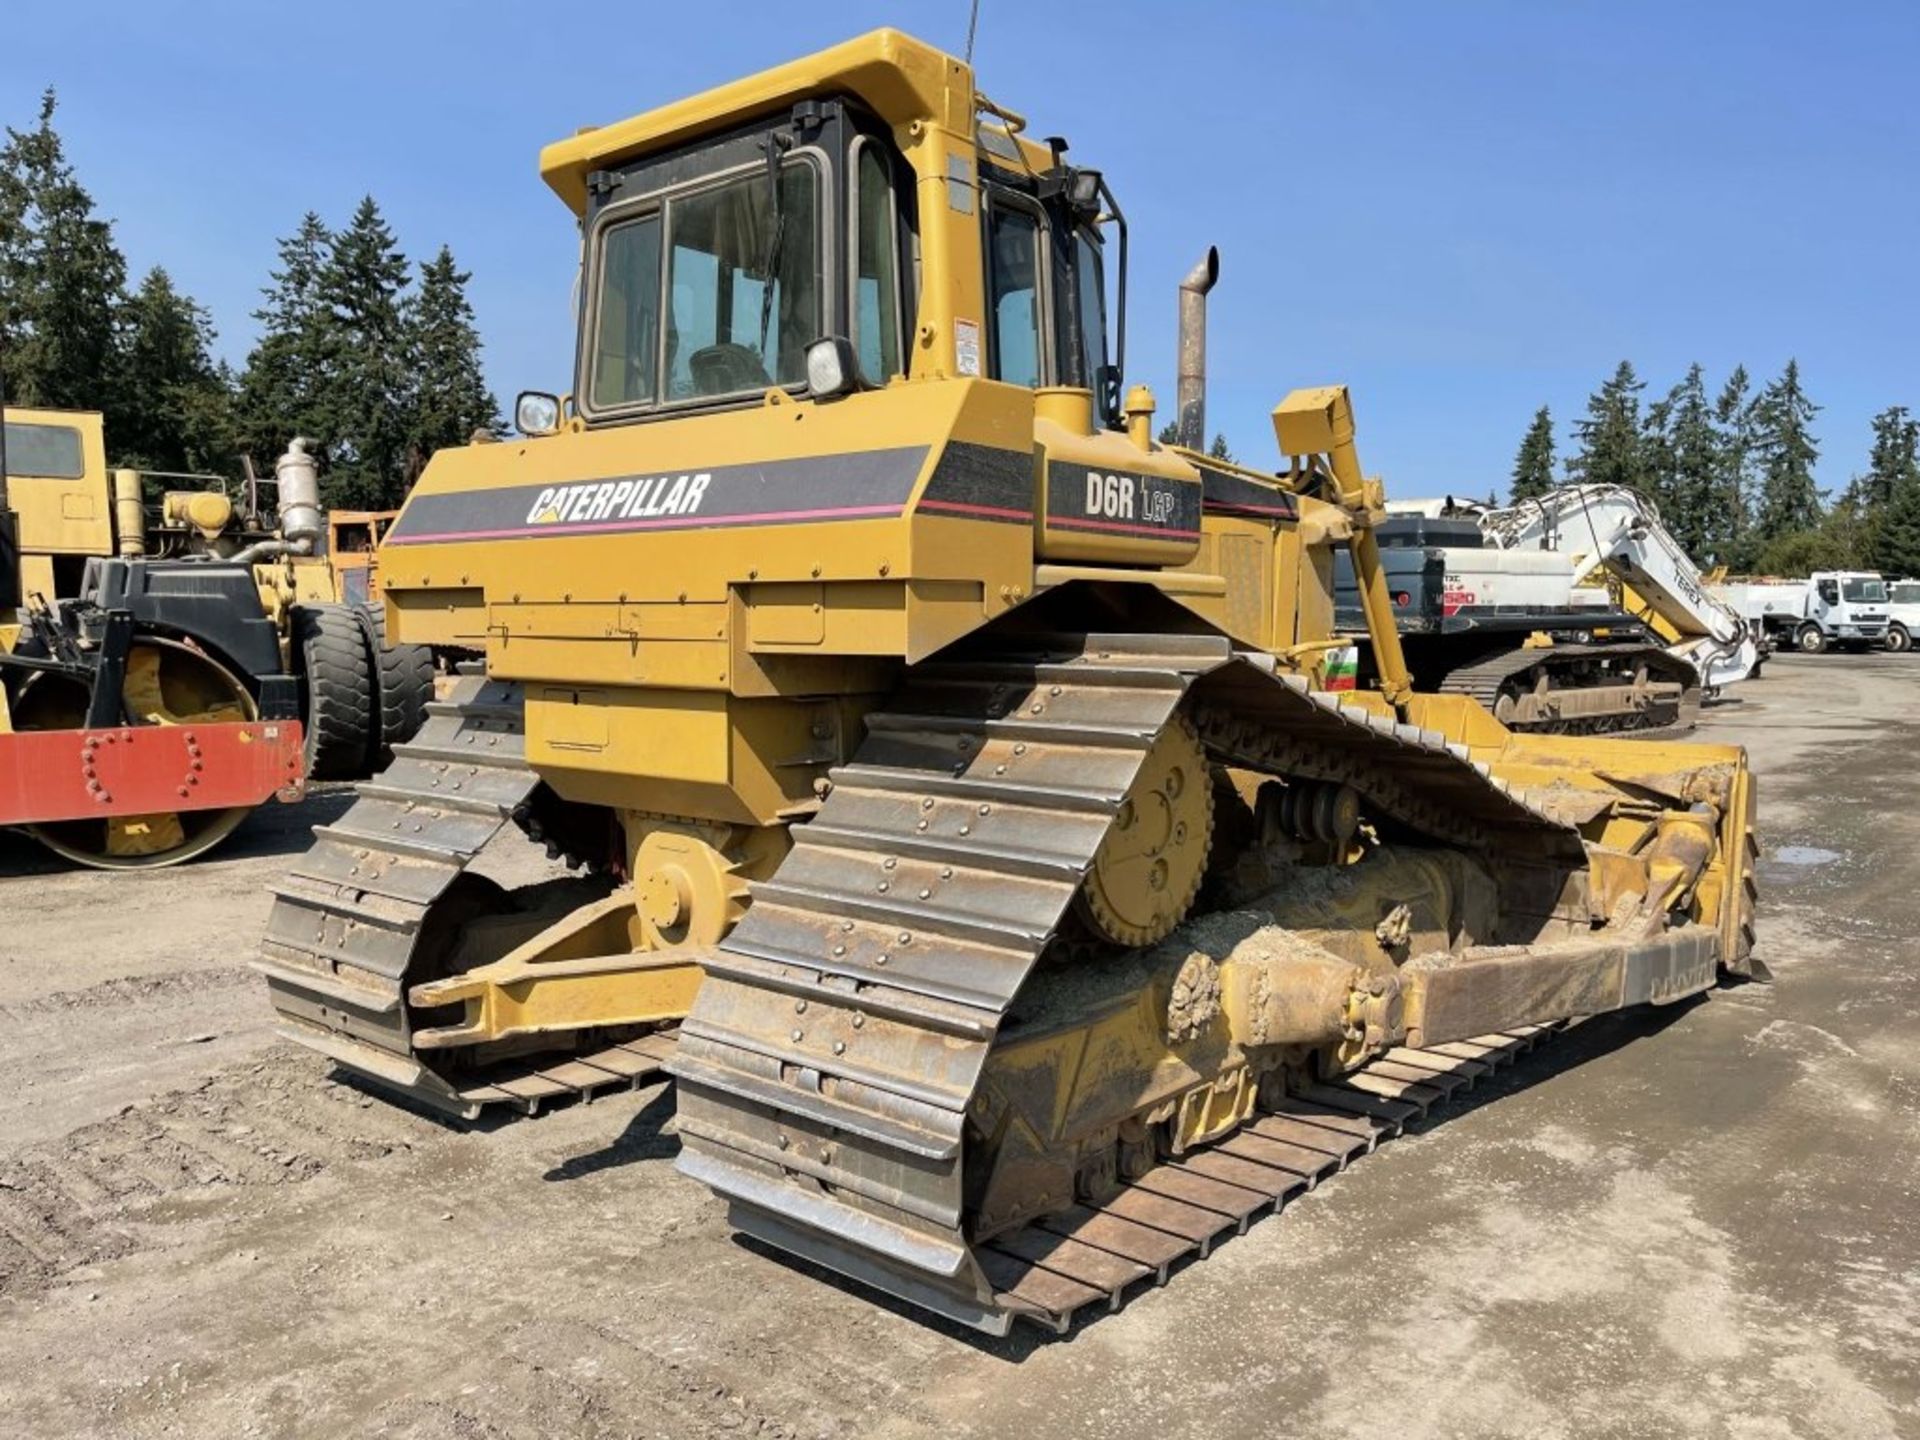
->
[3,655,1916,1439]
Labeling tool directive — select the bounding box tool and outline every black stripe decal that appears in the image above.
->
[386,446,932,544]
[1047,461,1202,538]
[1199,464,1299,521]
[917,441,1034,524]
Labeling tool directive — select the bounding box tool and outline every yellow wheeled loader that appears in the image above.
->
[260,29,1758,1334]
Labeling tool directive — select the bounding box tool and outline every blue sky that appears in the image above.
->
[5,1,1916,500]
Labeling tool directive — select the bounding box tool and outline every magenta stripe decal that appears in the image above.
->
[919,498,1033,523]
[1051,512,1201,539]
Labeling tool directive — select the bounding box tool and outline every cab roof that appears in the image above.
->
[540,29,969,214]
[538,28,1058,214]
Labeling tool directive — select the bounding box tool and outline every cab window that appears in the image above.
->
[1073,230,1108,391]
[586,159,821,414]
[2,421,85,479]
[851,140,902,383]
[666,164,818,399]
[590,216,663,410]
[986,199,1045,388]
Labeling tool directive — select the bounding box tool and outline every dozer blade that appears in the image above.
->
[669,631,1725,1334]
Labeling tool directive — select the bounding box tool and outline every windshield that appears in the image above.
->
[1843,577,1888,604]
[587,159,820,413]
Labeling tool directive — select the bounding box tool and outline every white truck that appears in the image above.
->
[1712,572,1889,654]
[1886,579,1920,653]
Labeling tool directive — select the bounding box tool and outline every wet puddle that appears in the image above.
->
[1768,845,1841,867]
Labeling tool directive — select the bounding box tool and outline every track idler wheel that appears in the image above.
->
[1077,713,1214,947]
[1262,778,1363,848]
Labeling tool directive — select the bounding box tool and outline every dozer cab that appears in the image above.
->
[260,30,1758,1335]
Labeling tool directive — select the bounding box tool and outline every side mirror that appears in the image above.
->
[515,391,563,437]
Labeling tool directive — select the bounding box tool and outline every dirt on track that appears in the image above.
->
[1,658,1917,1440]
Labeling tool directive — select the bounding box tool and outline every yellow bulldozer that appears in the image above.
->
[260,30,1759,1335]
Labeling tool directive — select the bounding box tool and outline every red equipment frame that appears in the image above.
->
[0,718,306,825]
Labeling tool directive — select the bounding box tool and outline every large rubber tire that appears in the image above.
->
[293,602,376,780]
[1886,624,1911,654]
[359,604,435,770]
[1796,622,1827,655]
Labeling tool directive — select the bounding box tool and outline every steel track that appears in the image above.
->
[1439,641,1700,734]
[671,631,1583,1334]
[255,673,676,1118]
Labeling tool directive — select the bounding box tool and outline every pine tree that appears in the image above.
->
[1508,405,1555,501]
[236,212,333,464]
[1207,432,1234,464]
[1863,406,1920,574]
[0,90,128,427]
[313,197,414,508]
[1641,391,1676,516]
[1654,365,1718,559]
[1874,473,1920,579]
[1712,366,1757,568]
[1566,361,1648,493]
[118,267,236,474]
[1860,405,1918,512]
[404,246,498,480]
[1751,359,1822,541]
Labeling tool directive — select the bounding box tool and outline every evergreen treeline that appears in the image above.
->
[0,91,497,510]
[1511,361,1920,578]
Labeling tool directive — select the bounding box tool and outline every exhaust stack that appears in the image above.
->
[1176,247,1219,450]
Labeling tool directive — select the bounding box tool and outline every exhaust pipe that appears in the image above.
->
[1176,247,1219,450]
[230,437,324,565]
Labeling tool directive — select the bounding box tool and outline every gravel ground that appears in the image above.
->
[0,653,1914,1439]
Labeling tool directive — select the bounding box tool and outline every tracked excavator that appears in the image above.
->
[259,30,1759,1335]
[1333,484,1760,733]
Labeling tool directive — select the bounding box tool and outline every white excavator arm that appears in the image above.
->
[1482,485,1760,691]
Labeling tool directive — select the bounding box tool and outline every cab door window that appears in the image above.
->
[1072,229,1108,392]
[986,197,1047,388]
[850,138,903,383]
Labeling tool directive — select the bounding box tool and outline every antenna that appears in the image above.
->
[965,0,982,66]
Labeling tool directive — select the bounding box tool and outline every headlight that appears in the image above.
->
[515,390,562,436]
[805,337,859,400]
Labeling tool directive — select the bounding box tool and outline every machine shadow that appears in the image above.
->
[0,786,356,875]
[731,992,1712,1359]
[541,1084,681,1180]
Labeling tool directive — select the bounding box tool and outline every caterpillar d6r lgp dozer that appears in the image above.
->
[260,30,1759,1334]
